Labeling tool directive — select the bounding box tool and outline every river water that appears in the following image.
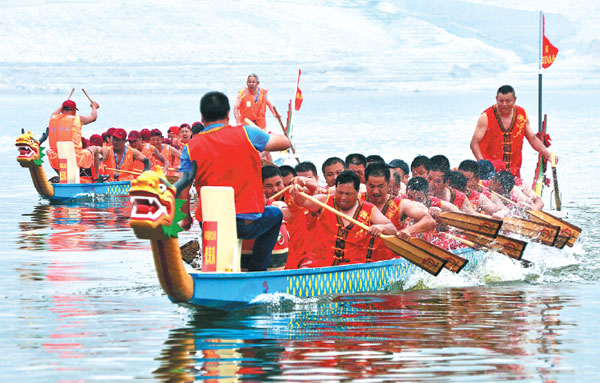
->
[2,1,600,381]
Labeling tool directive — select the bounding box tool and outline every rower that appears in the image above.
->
[149,129,180,176]
[279,165,296,187]
[290,170,397,267]
[364,163,435,262]
[345,153,367,184]
[427,155,476,214]
[410,155,430,179]
[321,157,345,188]
[102,128,150,181]
[457,159,509,218]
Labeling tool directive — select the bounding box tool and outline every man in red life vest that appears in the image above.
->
[410,155,430,179]
[364,163,435,261]
[101,128,150,181]
[290,170,397,267]
[470,85,554,178]
[322,157,345,188]
[427,155,476,214]
[46,99,103,181]
[387,159,410,195]
[279,165,296,187]
[233,74,280,130]
[177,91,290,271]
[457,159,509,218]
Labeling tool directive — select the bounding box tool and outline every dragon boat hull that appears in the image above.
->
[184,248,485,311]
[49,181,131,202]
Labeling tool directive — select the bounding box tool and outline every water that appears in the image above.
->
[2,1,600,382]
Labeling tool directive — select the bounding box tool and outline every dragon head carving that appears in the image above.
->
[16,131,44,167]
[129,166,186,240]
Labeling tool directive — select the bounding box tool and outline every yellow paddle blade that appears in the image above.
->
[380,235,447,276]
[438,212,502,237]
[464,232,527,260]
[408,237,468,273]
[502,216,559,247]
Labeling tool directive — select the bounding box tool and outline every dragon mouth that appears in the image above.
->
[130,192,170,222]
[16,143,34,158]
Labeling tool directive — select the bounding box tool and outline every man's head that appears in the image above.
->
[179,123,193,144]
[191,121,204,134]
[150,128,163,149]
[335,170,360,210]
[366,154,385,166]
[387,159,410,184]
[200,91,230,124]
[411,155,430,179]
[390,171,402,197]
[61,100,78,115]
[406,177,429,204]
[491,171,515,196]
[279,165,296,187]
[247,74,259,92]
[365,162,390,204]
[458,159,480,191]
[140,128,151,142]
[262,165,284,199]
[478,159,496,180]
[167,126,179,141]
[111,128,127,152]
[322,157,345,187]
[427,156,449,196]
[345,153,367,184]
[89,134,102,147]
[446,171,467,193]
[127,130,141,149]
[496,85,516,115]
[295,161,318,180]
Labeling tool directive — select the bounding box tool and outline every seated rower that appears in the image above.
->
[290,170,397,267]
[345,153,367,184]
[489,171,542,212]
[150,129,180,176]
[427,155,476,214]
[101,128,150,181]
[387,159,410,195]
[411,155,430,179]
[322,157,345,189]
[457,159,509,218]
[128,130,168,174]
[279,165,296,187]
[364,163,435,262]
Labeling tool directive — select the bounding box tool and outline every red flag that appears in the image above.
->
[294,69,303,111]
[542,15,559,69]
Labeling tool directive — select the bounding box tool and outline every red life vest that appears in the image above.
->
[186,124,264,222]
[238,87,268,129]
[450,188,468,209]
[368,196,404,262]
[467,189,482,210]
[104,146,136,181]
[311,196,375,267]
[283,190,319,269]
[479,105,528,177]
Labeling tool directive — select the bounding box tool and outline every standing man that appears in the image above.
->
[233,74,280,130]
[178,91,290,271]
[470,85,553,178]
[47,99,103,181]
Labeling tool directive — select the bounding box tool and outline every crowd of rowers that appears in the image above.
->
[244,153,543,271]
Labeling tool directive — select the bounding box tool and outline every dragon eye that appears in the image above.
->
[30,139,35,144]
[158,183,167,193]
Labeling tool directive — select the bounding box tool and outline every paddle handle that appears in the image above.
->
[550,152,557,168]
[479,181,517,207]
[67,88,75,100]
[440,232,476,247]
[272,106,297,154]
[244,116,299,160]
[103,166,142,176]
[299,191,370,231]
[82,88,93,103]
[270,185,291,201]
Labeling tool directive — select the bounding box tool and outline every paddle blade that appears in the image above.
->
[464,232,527,260]
[527,210,581,247]
[502,216,559,247]
[408,238,467,273]
[438,212,502,238]
[381,235,447,276]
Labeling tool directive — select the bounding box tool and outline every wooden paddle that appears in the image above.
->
[479,181,579,247]
[550,152,562,211]
[298,191,447,276]
[269,185,291,201]
[443,232,533,267]
[82,88,93,103]
[67,88,75,100]
[462,231,527,260]
[501,216,560,247]
[272,106,300,160]
[437,211,502,237]
[407,237,468,273]
[244,117,300,164]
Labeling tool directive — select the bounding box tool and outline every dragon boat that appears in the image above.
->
[16,131,132,202]
[129,167,487,312]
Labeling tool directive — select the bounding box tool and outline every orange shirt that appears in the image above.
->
[238,87,269,129]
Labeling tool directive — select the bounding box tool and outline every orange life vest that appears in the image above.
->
[103,146,136,181]
[47,113,87,169]
[479,105,528,177]
[132,143,153,173]
[238,87,268,129]
[311,196,375,267]
[186,124,264,222]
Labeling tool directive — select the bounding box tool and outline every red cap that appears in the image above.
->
[127,130,141,141]
[62,100,78,110]
[168,126,179,134]
[112,128,127,140]
[140,129,151,140]
[106,127,116,137]
[180,123,191,129]
[150,128,163,137]
[89,134,102,146]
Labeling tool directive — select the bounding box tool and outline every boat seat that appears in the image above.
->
[200,186,242,272]
[57,141,80,183]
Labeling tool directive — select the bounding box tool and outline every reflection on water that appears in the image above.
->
[17,199,146,252]
[154,287,575,382]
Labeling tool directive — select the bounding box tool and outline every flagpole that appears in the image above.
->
[538,10,543,135]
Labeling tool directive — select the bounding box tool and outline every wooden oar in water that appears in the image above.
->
[442,232,533,267]
[407,237,468,273]
[480,182,577,248]
[298,192,448,276]
[437,211,502,238]
[550,152,562,211]
[461,231,527,260]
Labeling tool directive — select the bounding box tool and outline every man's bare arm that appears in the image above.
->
[79,102,99,125]
[470,113,488,160]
